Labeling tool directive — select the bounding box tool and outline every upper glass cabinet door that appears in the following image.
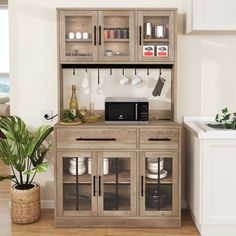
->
[98,11,135,62]
[59,11,98,62]
[140,152,179,217]
[137,10,175,62]
[97,152,137,216]
[57,151,97,217]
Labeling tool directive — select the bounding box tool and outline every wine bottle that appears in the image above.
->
[69,85,78,117]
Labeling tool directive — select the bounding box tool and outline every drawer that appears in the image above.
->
[57,128,137,149]
[139,128,179,150]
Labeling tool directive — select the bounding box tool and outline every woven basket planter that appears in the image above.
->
[11,183,41,224]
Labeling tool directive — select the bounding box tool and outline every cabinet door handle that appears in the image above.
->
[141,176,144,197]
[139,26,142,46]
[76,138,116,141]
[98,176,101,196]
[148,138,171,141]
[99,25,101,46]
[94,25,97,46]
[93,176,96,196]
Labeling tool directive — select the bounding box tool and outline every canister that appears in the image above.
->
[154,25,165,38]
[144,22,152,38]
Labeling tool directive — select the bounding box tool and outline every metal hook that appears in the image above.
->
[73,68,75,76]
[159,68,162,76]
[122,68,125,75]
[147,68,150,76]
[135,68,137,76]
[85,68,88,73]
[110,68,112,76]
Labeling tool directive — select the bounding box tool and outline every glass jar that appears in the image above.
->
[104,28,109,39]
[109,28,116,39]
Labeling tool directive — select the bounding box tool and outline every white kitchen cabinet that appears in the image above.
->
[184,117,236,236]
[184,0,236,33]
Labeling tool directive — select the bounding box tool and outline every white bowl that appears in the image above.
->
[147,164,164,173]
[146,169,168,179]
[69,166,86,176]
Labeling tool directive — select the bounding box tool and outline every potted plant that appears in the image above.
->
[0,116,53,224]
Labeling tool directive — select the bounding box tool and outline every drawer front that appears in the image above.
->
[140,128,179,150]
[57,128,137,149]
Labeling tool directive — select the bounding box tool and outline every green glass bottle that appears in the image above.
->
[69,85,78,117]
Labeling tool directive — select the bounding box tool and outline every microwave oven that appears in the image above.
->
[105,97,149,124]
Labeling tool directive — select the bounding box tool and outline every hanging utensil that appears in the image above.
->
[82,68,90,95]
[152,69,166,97]
[96,68,102,95]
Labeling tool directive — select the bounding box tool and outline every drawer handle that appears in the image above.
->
[148,138,171,141]
[76,138,116,141]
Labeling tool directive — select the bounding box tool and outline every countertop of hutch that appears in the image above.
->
[54,118,181,129]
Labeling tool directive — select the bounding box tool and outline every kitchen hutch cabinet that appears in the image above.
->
[58,9,176,63]
[55,8,180,228]
[55,123,181,227]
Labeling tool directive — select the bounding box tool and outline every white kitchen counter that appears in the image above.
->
[184,116,236,139]
[184,116,236,236]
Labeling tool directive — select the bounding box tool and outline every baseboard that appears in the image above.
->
[41,200,54,209]
[40,200,188,209]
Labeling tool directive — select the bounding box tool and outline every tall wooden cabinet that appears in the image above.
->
[55,8,180,228]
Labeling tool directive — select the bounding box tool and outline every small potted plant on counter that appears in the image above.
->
[0,116,53,224]
[208,107,236,130]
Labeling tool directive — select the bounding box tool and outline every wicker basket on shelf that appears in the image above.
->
[11,183,41,224]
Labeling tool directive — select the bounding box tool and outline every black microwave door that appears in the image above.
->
[105,102,135,121]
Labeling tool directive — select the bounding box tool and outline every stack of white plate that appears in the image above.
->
[88,158,109,175]
[69,157,86,175]
[146,158,168,179]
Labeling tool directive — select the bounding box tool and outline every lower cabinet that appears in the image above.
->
[55,125,181,227]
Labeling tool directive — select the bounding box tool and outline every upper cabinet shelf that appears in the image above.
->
[184,0,236,33]
[58,9,177,63]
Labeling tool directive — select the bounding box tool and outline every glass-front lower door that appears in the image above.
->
[57,151,97,216]
[97,152,136,216]
[140,152,179,216]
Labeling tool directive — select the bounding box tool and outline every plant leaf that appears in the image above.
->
[33,162,48,173]
[0,175,15,181]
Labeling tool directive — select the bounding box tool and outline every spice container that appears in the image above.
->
[104,28,109,39]
[116,28,122,39]
[123,28,129,39]
[109,28,116,39]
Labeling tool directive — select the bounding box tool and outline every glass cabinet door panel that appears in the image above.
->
[98,11,135,62]
[140,152,178,217]
[58,152,97,216]
[98,152,136,216]
[137,10,175,62]
[59,11,98,62]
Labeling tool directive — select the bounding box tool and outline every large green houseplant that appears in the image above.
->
[0,116,53,224]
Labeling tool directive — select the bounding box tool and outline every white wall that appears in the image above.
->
[9,0,236,203]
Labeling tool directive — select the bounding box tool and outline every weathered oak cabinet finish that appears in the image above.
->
[54,121,181,227]
[58,8,177,63]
